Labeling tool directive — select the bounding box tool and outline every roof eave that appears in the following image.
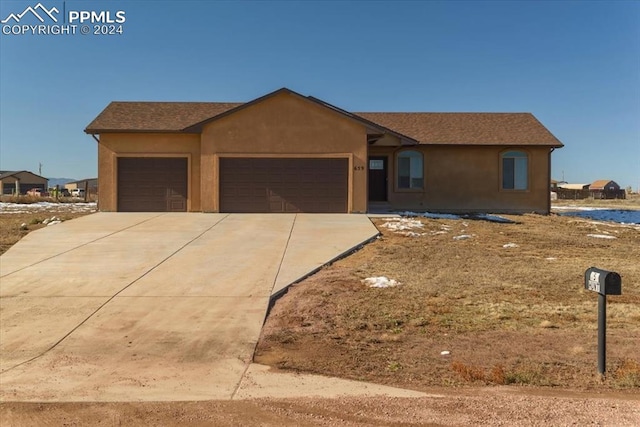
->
[84,129,198,135]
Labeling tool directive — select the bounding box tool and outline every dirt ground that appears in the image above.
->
[1,200,639,425]
[256,211,640,391]
[2,388,639,426]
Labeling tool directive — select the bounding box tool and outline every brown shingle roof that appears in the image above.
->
[85,97,563,147]
[590,180,617,190]
[85,101,241,133]
[356,112,563,146]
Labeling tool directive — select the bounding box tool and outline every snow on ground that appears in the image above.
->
[381,218,456,237]
[399,211,514,223]
[0,202,97,214]
[503,243,519,248]
[553,206,640,225]
[362,277,400,288]
[586,234,617,240]
[453,234,473,240]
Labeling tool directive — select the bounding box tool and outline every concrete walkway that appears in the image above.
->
[0,213,383,402]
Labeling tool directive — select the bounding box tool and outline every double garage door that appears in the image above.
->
[220,158,348,213]
[117,157,348,213]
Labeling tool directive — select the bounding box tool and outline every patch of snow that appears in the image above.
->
[503,243,519,248]
[400,211,460,220]
[553,206,609,211]
[380,218,424,231]
[397,231,427,237]
[362,277,400,288]
[47,220,62,226]
[546,257,557,261]
[453,234,473,240]
[440,350,451,356]
[0,202,97,214]
[587,234,617,239]
[555,208,640,225]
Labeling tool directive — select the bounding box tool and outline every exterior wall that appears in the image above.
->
[200,92,368,213]
[368,145,553,214]
[98,133,201,211]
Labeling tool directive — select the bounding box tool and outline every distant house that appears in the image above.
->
[65,178,98,195]
[556,183,590,200]
[589,180,625,199]
[0,171,48,195]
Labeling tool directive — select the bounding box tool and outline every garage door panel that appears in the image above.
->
[220,158,348,213]
[117,157,187,212]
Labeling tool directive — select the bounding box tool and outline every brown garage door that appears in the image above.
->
[117,157,187,212]
[220,158,348,213]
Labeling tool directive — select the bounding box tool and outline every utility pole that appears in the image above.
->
[39,162,43,176]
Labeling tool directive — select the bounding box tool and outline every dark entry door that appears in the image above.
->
[368,156,387,201]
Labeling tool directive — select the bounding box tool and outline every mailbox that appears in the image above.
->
[584,267,622,295]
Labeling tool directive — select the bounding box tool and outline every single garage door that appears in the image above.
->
[220,158,348,213]
[117,157,188,212]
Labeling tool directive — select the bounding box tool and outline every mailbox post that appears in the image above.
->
[584,267,622,376]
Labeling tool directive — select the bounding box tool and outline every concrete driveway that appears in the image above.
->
[0,213,378,401]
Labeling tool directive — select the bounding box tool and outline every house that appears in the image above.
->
[558,183,590,191]
[0,170,48,195]
[85,88,563,214]
[64,178,98,195]
[589,180,625,199]
[555,183,590,200]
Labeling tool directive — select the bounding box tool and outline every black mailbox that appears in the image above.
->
[584,267,622,295]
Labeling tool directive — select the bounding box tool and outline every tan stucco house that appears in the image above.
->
[85,88,563,214]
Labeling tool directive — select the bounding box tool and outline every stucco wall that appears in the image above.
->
[369,145,552,214]
[200,92,368,213]
[98,133,201,211]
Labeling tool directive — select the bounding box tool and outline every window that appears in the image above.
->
[397,150,423,189]
[502,150,528,190]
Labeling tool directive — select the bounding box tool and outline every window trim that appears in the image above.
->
[500,149,530,192]
[395,149,424,192]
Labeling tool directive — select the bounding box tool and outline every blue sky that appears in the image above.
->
[1,0,638,189]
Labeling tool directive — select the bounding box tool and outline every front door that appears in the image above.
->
[368,156,387,201]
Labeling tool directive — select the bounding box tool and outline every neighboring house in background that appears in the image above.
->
[85,88,563,214]
[64,178,98,195]
[556,183,591,199]
[0,170,48,195]
[558,183,590,191]
[589,180,625,199]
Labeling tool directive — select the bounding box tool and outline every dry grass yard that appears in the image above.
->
[256,207,640,391]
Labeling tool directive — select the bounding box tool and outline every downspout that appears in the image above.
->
[90,133,100,209]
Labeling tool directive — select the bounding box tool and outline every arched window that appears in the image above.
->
[397,150,423,189]
[502,150,528,190]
